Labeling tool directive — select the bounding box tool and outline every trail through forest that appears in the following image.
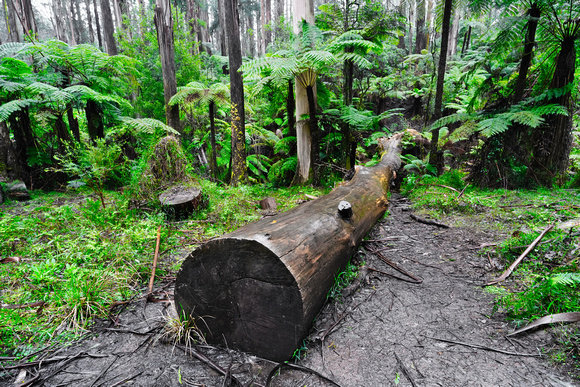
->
[2,194,577,387]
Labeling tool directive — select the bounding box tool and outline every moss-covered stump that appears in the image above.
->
[175,134,403,361]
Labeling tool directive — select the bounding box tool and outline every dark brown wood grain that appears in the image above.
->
[175,133,403,361]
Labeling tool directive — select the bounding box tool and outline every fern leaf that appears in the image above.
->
[550,273,580,286]
[0,99,36,121]
[120,117,180,136]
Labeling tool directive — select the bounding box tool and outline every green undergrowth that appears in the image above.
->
[403,171,580,370]
[0,181,327,361]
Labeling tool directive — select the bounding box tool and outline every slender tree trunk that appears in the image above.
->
[208,101,218,178]
[19,0,38,40]
[514,2,540,102]
[414,0,426,54]
[447,4,460,58]
[460,26,471,56]
[4,0,21,42]
[287,78,296,158]
[306,84,319,185]
[218,0,227,55]
[51,0,66,42]
[67,105,80,142]
[291,0,315,185]
[428,0,452,172]
[274,0,283,42]
[101,0,118,55]
[224,0,247,186]
[93,0,103,49]
[55,113,72,154]
[342,57,354,169]
[186,0,199,54]
[199,2,211,54]
[85,0,95,43]
[67,0,78,45]
[154,0,180,130]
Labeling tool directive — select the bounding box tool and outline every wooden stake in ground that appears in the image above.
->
[148,226,162,293]
[175,133,404,361]
[485,225,554,286]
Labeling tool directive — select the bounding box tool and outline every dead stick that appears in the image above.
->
[266,362,341,387]
[425,336,538,357]
[485,225,554,286]
[410,213,450,228]
[456,184,469,200]
[148,225,162,293]
[417,183,460,193]
[394,352,418,387]
[367,249,423,283]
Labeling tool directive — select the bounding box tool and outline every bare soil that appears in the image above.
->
[2,194,578,387]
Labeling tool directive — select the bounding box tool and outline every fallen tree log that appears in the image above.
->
[175,133,404,361]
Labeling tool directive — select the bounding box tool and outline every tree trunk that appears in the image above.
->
[85,0,95,43]
[460,26,471,56]
[4,0,21,42]
[531,33,577,184]
[67,0,77,45]
[447,4,460,58]
[86,99,104,140]
[154,0,180,130]
[217,0,227,56]
[291,0,314,185]
[0,121,25,181]
[93,0,103,49]
[513,2,540,103]
[19,0,38,40]
[225,0,246,186]
[306,84,319,185]
[342,56,354,169]
[287,78,296,158]
[67,104,80,142]
[209,101,218,178]
[428,0,452,172]
[174,133,403,362]
[100,0,118,55]
[414,0,426,54]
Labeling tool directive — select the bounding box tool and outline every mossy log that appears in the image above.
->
[175,133,403,361]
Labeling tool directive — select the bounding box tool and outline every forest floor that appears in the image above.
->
[1,193,578,387]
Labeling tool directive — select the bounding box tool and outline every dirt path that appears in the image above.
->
[2,194,577,386]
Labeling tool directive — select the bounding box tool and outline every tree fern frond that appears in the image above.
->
[120,117,180,136]
[478,116,511,137]
[550,272,580,286]
[0,99,36,121]
[431,113,474,130]
[449,120,480,142]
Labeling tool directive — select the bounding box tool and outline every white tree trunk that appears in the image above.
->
[292,0,315,185]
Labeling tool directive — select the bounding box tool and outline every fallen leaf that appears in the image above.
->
[508,312,580,336]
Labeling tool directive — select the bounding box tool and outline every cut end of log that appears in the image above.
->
[338,200,353,219]
[174,238,304,361]
[159,185,204,220]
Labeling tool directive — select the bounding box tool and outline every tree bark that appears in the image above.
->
[531,32,577,184]
[154,0,180,130]
[86,99,104,140]
[175,133,403,361]
[513,2,540,103]
[291,0,314,185]
[0,121,25,181]
[4,0,21,42]
[224,0,247,186]
[85,0,95,43]
[447,4,460,58]
[100,0,118,55]
[209,101,218,178]
[287,78,296,158]
[67,0,77,45]
[93,0,103,49]
[414,0,426,54]
[217,0,227,56]
[19,0,38,40]
[428,0,452,172]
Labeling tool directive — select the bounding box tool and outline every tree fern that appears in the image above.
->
[120,117,179,136]
[0,99,36,121]
[550,273,580,286]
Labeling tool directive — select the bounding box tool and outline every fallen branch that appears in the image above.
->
[409,213,450,228]
[148,225,162,294]
[485,225,554,286]
[266,362,341,387]
[367,249,423,284]
[456,184,469,200]
[507,312,580,336]
[176,345,244,387]
[425,336,539,357]
[368,267,422,284]
[417,183,460,193]
[394,352,418,387]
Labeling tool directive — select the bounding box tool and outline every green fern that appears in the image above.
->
[120,117,180,136]
[550,273,580,286]
[0,99,36,121]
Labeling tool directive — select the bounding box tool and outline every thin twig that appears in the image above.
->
[175,345,244,386]
[367,248,423,283]
[424,336,539,357]
[148,225,162,293]
[266,362,341,387]
[417,183,460,193]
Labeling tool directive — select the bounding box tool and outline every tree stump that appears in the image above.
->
[5,181,30,201]
[175,133,404,361]
[258,197,277,211]
[159,185,204,220]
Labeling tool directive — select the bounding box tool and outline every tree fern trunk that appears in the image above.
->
[513,2,540,103]
[209,101,218,179]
